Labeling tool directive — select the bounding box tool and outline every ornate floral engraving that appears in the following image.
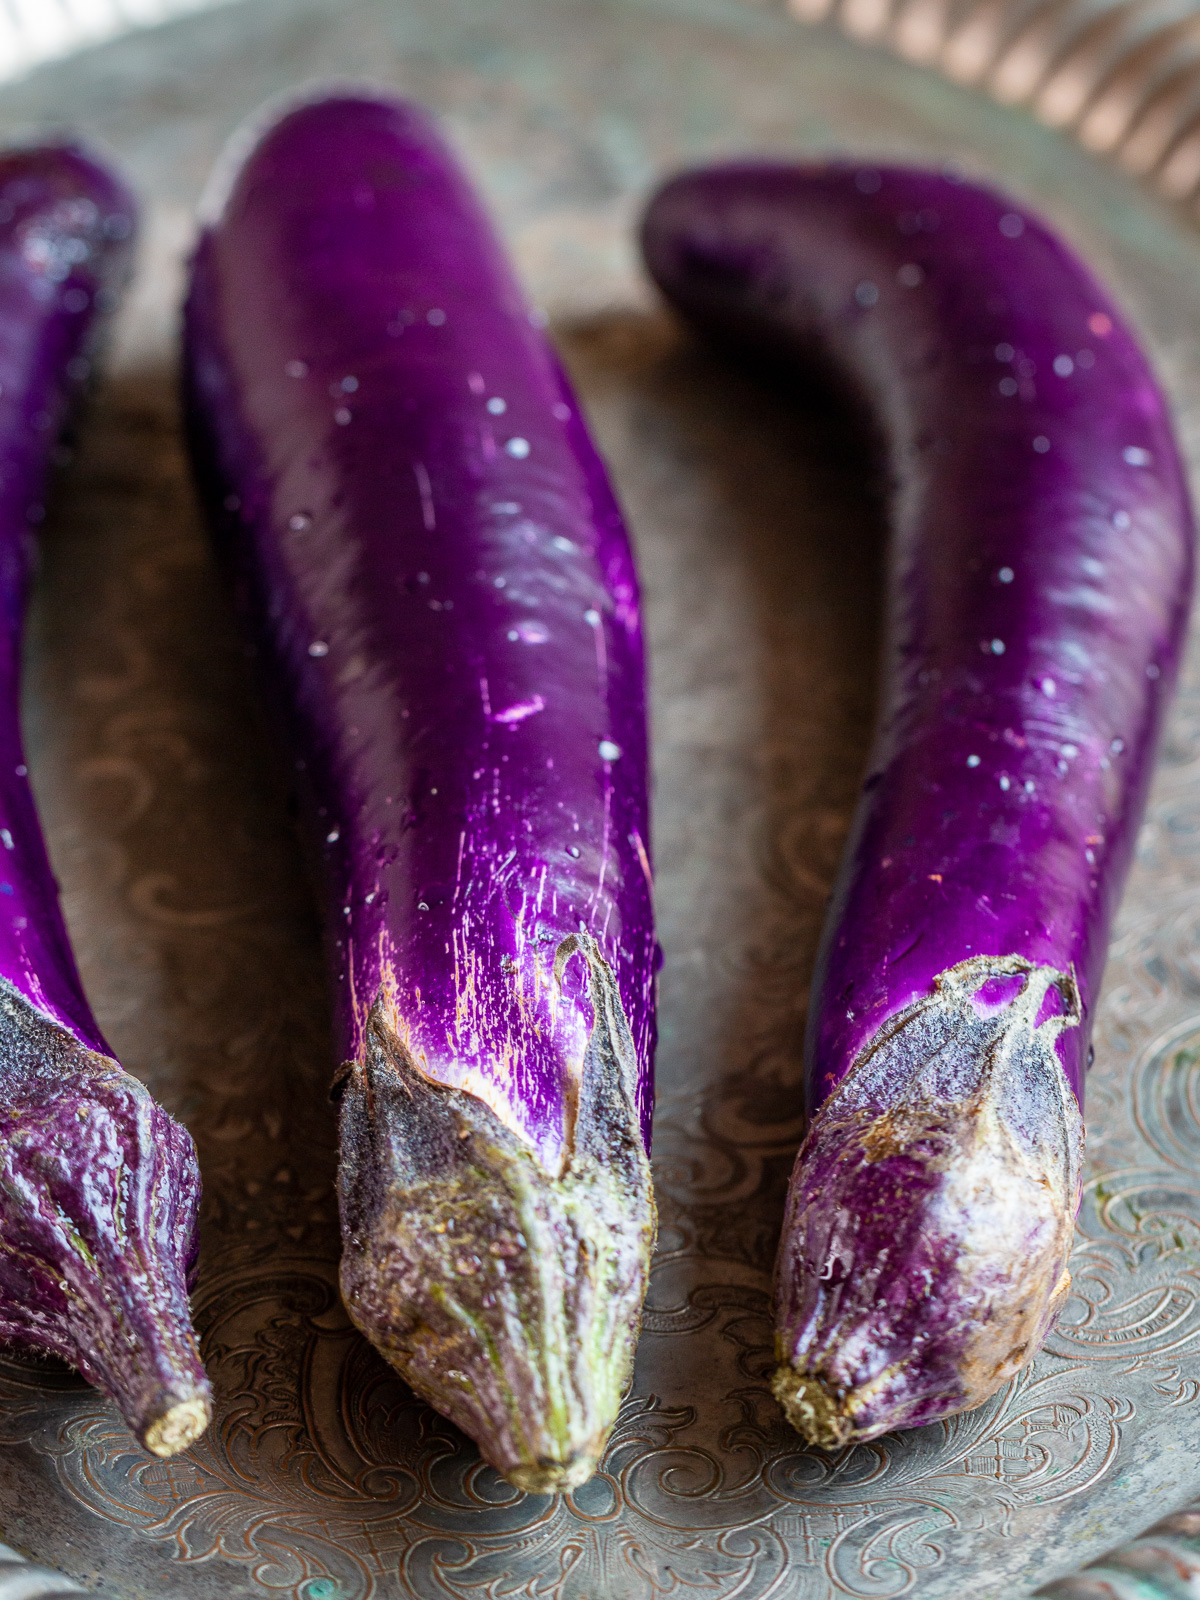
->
[1,0,1200,1594]
[0,298,1192,1600]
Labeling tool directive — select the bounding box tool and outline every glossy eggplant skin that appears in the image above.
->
[184,94,656,1492]
[643,164,1193,1447]
[0,145,210,1458]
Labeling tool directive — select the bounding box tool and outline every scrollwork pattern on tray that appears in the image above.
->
[8,300,1200,1599]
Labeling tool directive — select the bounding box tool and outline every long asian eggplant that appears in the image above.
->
[642,164,1193,1447]
[183,94,656,1492]
[0,145,210,1456]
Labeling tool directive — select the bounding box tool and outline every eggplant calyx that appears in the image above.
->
[337,932,655,1493]
[775,956,1083,1448]
[0,982,210,1457]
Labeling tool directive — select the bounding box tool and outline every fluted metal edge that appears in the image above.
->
[1033,1503,1200,1596]
[786,0,1200,214]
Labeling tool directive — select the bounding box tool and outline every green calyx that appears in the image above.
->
[337,933,656,1493]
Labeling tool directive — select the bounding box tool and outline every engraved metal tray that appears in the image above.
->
[3,0,1200,1594]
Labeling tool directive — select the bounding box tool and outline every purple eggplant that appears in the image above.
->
[183,94,656,1492]
[0,146,210,1456]
[642,165,1193,1447]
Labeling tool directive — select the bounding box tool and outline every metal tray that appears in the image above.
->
[2,0,1200,1594]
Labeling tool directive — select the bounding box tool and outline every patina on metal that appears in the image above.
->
[1036,1502,1200,1598]
[0,0,1198,1595]
[0,1541,111,1599]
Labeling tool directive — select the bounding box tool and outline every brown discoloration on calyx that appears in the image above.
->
[857,1100,961,1166]
[337,932,655,1493]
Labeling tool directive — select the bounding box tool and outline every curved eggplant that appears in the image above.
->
[642,163,1193,1447]
[183,94,656,1492]
[0,145,210,1457]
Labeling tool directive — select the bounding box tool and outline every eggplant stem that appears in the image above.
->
[770,1369,850,1450]
[142,1396,212,1458]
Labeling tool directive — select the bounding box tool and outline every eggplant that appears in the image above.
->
[183,94,656,1492]
[642,164,1193,1447]
[0,145,210,1456]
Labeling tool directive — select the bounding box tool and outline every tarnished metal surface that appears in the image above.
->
[0,0,1200,1595]
[0,1543,104,1598]
[0,0,240,86]
[1036,1502,1200,1597]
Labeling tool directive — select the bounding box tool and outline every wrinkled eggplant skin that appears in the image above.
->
[184,95,654,1171]
[183,94,656,1489]
[643,164,1193,1444]
[0,982,208,1457]
[0,146,210,1457]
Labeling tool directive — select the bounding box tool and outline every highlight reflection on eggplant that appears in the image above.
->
[643,163,1193,1447]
